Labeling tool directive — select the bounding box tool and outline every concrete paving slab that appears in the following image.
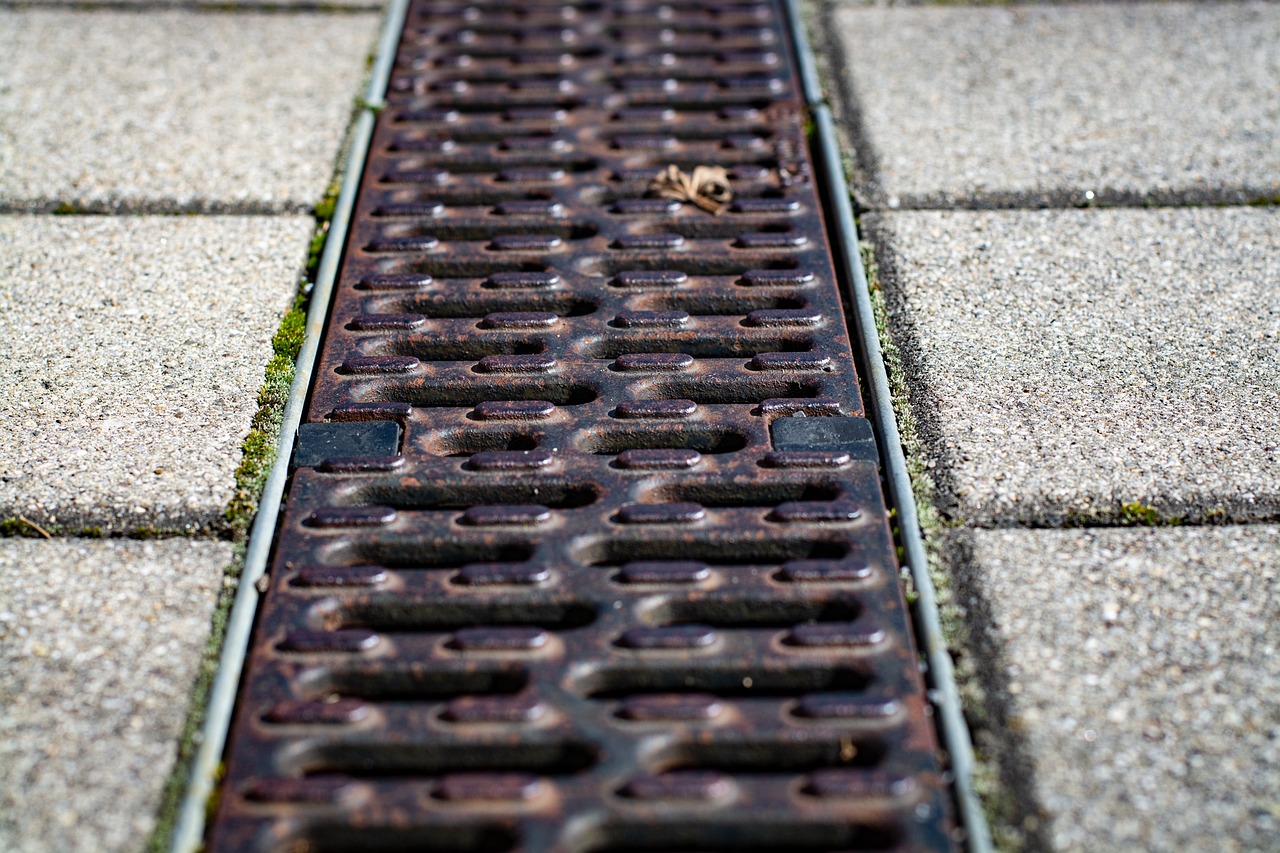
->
[943,525,1280,853]
[0,537,232,853]
[0,9,380,212]
[825,2,1280,208]
[6,0,382,6]
[0,215,311,534]
[864,207,1280,526]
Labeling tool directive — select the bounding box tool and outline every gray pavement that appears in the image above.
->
[941,525,1280,853]
[0,1,1276,852]
[863,207,1280,527]
[823,2,1280,850]
[0,9,379,212]
[8,0,382,6]
[826,1,1280,208]
[0,215,312,534]
[0,1,382,848]
[0,538,232,853]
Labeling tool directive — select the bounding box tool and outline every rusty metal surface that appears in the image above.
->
[208,1,953,850]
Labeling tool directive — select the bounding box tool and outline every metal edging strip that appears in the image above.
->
[168,2,409,850]
[781,2,994,851]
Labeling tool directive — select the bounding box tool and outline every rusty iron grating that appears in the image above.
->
[207,1,954,850]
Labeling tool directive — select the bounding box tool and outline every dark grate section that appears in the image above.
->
[208,1,953,850]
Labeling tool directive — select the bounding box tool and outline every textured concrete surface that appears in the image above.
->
[0,215,311,533]
[0,9,379,212]
[826,2,1280,208]
[943,526,1280,853]
[0,537,231,853]
[865,207,1280,526]
[7,0,383,6]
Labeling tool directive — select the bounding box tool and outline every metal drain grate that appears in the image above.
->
[207,1,953,850]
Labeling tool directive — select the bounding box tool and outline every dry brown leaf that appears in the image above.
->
[648,164,732,215]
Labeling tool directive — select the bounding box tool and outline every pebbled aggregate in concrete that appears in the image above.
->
[944,525,1280,853]
[827,2,1280,208]
[0,537,231,853]
[0,215,310,534]
[865,207,1280,526]
[7,0,383,6]
[0,9,379,212]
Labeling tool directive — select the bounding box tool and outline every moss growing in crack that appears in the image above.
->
[0,517,40,537]
[1119,501,1179,526]
[0,517,104,539]
[146,52,378,853]
[148,220,317,853]
[223,291,308,540]
[1063,501,1186,529]
[314,181,341,223]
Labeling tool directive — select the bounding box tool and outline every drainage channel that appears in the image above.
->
[202,2,957,851]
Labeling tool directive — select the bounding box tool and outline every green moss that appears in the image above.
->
[314,181,341,223]
[305,225,330,280]
[145,49,372,853]
[1064,501,1187,528]
[0,517,106,539]
[223,292,307,540]
[0,517,39,537]
[1119,501,1179,526]
[130,525,190,540]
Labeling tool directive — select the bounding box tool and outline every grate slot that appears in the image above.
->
[349,482,600,510]
[654,738,887,772]
[296,741,599,777]
[643,598,861,628]
[318,667,530,701]
[581,824,898,853]
[364,381,599,407]
[577,665,871,698]
[580,538,849,564]
[582,338,813,359]
[378,294,598,319]
[329,599,597,632]
[578,427,749,455]
[292,826,518,853]
[646,481,842,506]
